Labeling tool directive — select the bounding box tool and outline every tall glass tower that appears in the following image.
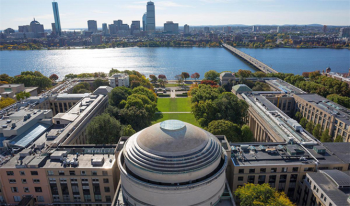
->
[146,1,155,32]
[52,2,62,36]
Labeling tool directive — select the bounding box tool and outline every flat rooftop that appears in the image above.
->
[295,93,350,125]
[266,79,306,94]
[308,170,350,206]
[230,142,344,167]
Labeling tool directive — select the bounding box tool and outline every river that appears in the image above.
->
[0,47,349,79]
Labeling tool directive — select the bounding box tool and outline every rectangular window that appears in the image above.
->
[58,171,65,175]
[6,171,14,176]
[11,187,18,193]
[321,193,324,198]
[238,169,244,174]
[69,171,75,176]
[74,196,81,202]
[247,176,255,183]
[19,171,25,176]
[238,176,244,181]
[281,167,287,172]
[35,187,42,192]
[249,169,255,174]
[33,179,40,183]
[48,170,54,176]
[37,196,44,202]
[22,179,27,184]
[95,195,102,202]
[53,196,60,202]
[103,178,109,183]
[13,196,21,202]
[9,179,16,184]
[84,195,91,201]
[31,171,38,175]
[260,168,266,173]
[271,168,277,173]
[102,171,108,176]
[81,171,86,175]
[92,171,98,176]
[104,187,110,192]
[106,196,112,202]
[258,175,266,184]
[24,187,29,193]
[292,167,298,172]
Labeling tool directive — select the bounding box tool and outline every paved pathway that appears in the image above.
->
[170,89,176,98]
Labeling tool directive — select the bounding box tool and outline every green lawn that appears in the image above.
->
[157,97,192,112]
[152,113,200,127]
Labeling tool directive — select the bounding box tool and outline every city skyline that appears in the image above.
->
[0,0,349,30]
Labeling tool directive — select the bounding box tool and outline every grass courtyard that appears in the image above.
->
[152,97,200,127]
[156,97,192,112]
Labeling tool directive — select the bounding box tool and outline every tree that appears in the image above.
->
[49,74,59,81]
[191,72,200,81]
[299,117,308,128]
[109,68,121,76]
[0,97,16,109]
[109,87,131,107]
[237,69,252,78]
[235,183,294,206]
[122,94,157,115]
[132,86,157,102]
[175,75,184,85]
[241,125,254,142]
[72,82,90,93]
[200,80,218,87]
[207,120,241,142]
[181,72,190,81]
[158,79,165,87]
[120,106,152,131]
[254,71,266,78]
[158,74,166,79]
[305,122,314,133]
[327,94,350,109]
[15,91,31,101]
[121,125,136,136]
[204,70,220,81]
[92,78,109,90]
[0,74,13,83]
[87,113,122,144]
[320,129,332,142]
[334,135,343,142]
[130,80,141,89]
[312,124,322,139]
[149,74,158,83]
[294,112,302,122]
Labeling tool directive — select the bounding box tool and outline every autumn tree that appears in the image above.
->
[191,72,200,81]
[235,183,294,206]
[149,74,158,83]
[49,74,59,81]
[0,97,16,109]
[158,74,166,79]
[237,69,252,78]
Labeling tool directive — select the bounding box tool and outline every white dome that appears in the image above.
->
[118,120,228,206]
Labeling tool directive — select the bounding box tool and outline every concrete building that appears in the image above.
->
[29,19,45,38]
[164,21,178,34]
[130,21,140,35]
[114,20,123,30]
[146,1,155,33]
[91,33,102,45]
[51,23,56,35]
[340,27,350,38]
[0,84,38,99]
[0,145,119,205]
[220,72,235,86]
[294,93,350,142]
[87,20,98,33]
[301,169,350,206]
[52,2,62,36]
[117,120,230,206]
[184,24,190,34]
[109,24,117,35]
[108,73,129,88]
[3,28,15,35]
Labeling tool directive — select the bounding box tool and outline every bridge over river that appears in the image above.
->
[223,44,278,74]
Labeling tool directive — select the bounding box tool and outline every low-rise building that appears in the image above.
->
[0,84,38,99]
[108,73,129,88]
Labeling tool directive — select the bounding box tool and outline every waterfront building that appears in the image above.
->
[114,20,123,30]
[51,23,56,35]
[146,1,155,32]
[18,25,30,33]
[116,120,231,206]
[108,74,129,88]
[142,13,147,31]
[340,27,350,37]
[164,21,178,34]
[220,72,235,86]
[184,24,190,34]
[102,23,108,35]
[23,19,45,38]
[52,2,62,36]
[87,20,98,33]
[131,21,140,35]
[91,33,102,45]
[109,24,117,35]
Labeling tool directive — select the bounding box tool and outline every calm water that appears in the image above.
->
[0,47,349,80]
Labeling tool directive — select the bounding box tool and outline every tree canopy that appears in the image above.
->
[16,91,31,101]
[204,70,220,81]
[320,129,332,142]
[87,113,122,144]
[207,120,241,142]
[109,87,131,108]
[235,183,294,206]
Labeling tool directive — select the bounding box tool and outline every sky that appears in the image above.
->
[0,0,349,30]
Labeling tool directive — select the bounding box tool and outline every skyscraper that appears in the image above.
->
[164,21,178,34]
[88,20,98,33]
[184,24,190,34]
[102,23,108,34]
[52,2,62,36]
[146,1,155,32]
[142,13,147,31]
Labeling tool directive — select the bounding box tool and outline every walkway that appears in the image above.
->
[155,112,191,114]
[222,44,278,74]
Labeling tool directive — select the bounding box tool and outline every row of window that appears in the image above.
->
[238,167,299,174]
[49,177,110,183]
[48,170,108,176]
[9,178,40,184]
[238,174,298,183]
[6,171,38,176]
[11,186,42,193]
[13,196,44,202]
[52,195,112,202]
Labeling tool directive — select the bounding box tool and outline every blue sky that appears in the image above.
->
[0,0,349,30]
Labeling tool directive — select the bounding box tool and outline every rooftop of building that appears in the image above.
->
[232,84,253,93]
[243,93,317,144]
[230,142,345,167]
[265,79,306,94]
[220,72,234,78]
[2,146,116,169]
[0,84,23,88]
[322,143,350,164]
[55,93,91,101]
[307,170,350,206]
[295,93,350,125]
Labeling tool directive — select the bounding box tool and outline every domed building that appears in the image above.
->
[118,120,228,206]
